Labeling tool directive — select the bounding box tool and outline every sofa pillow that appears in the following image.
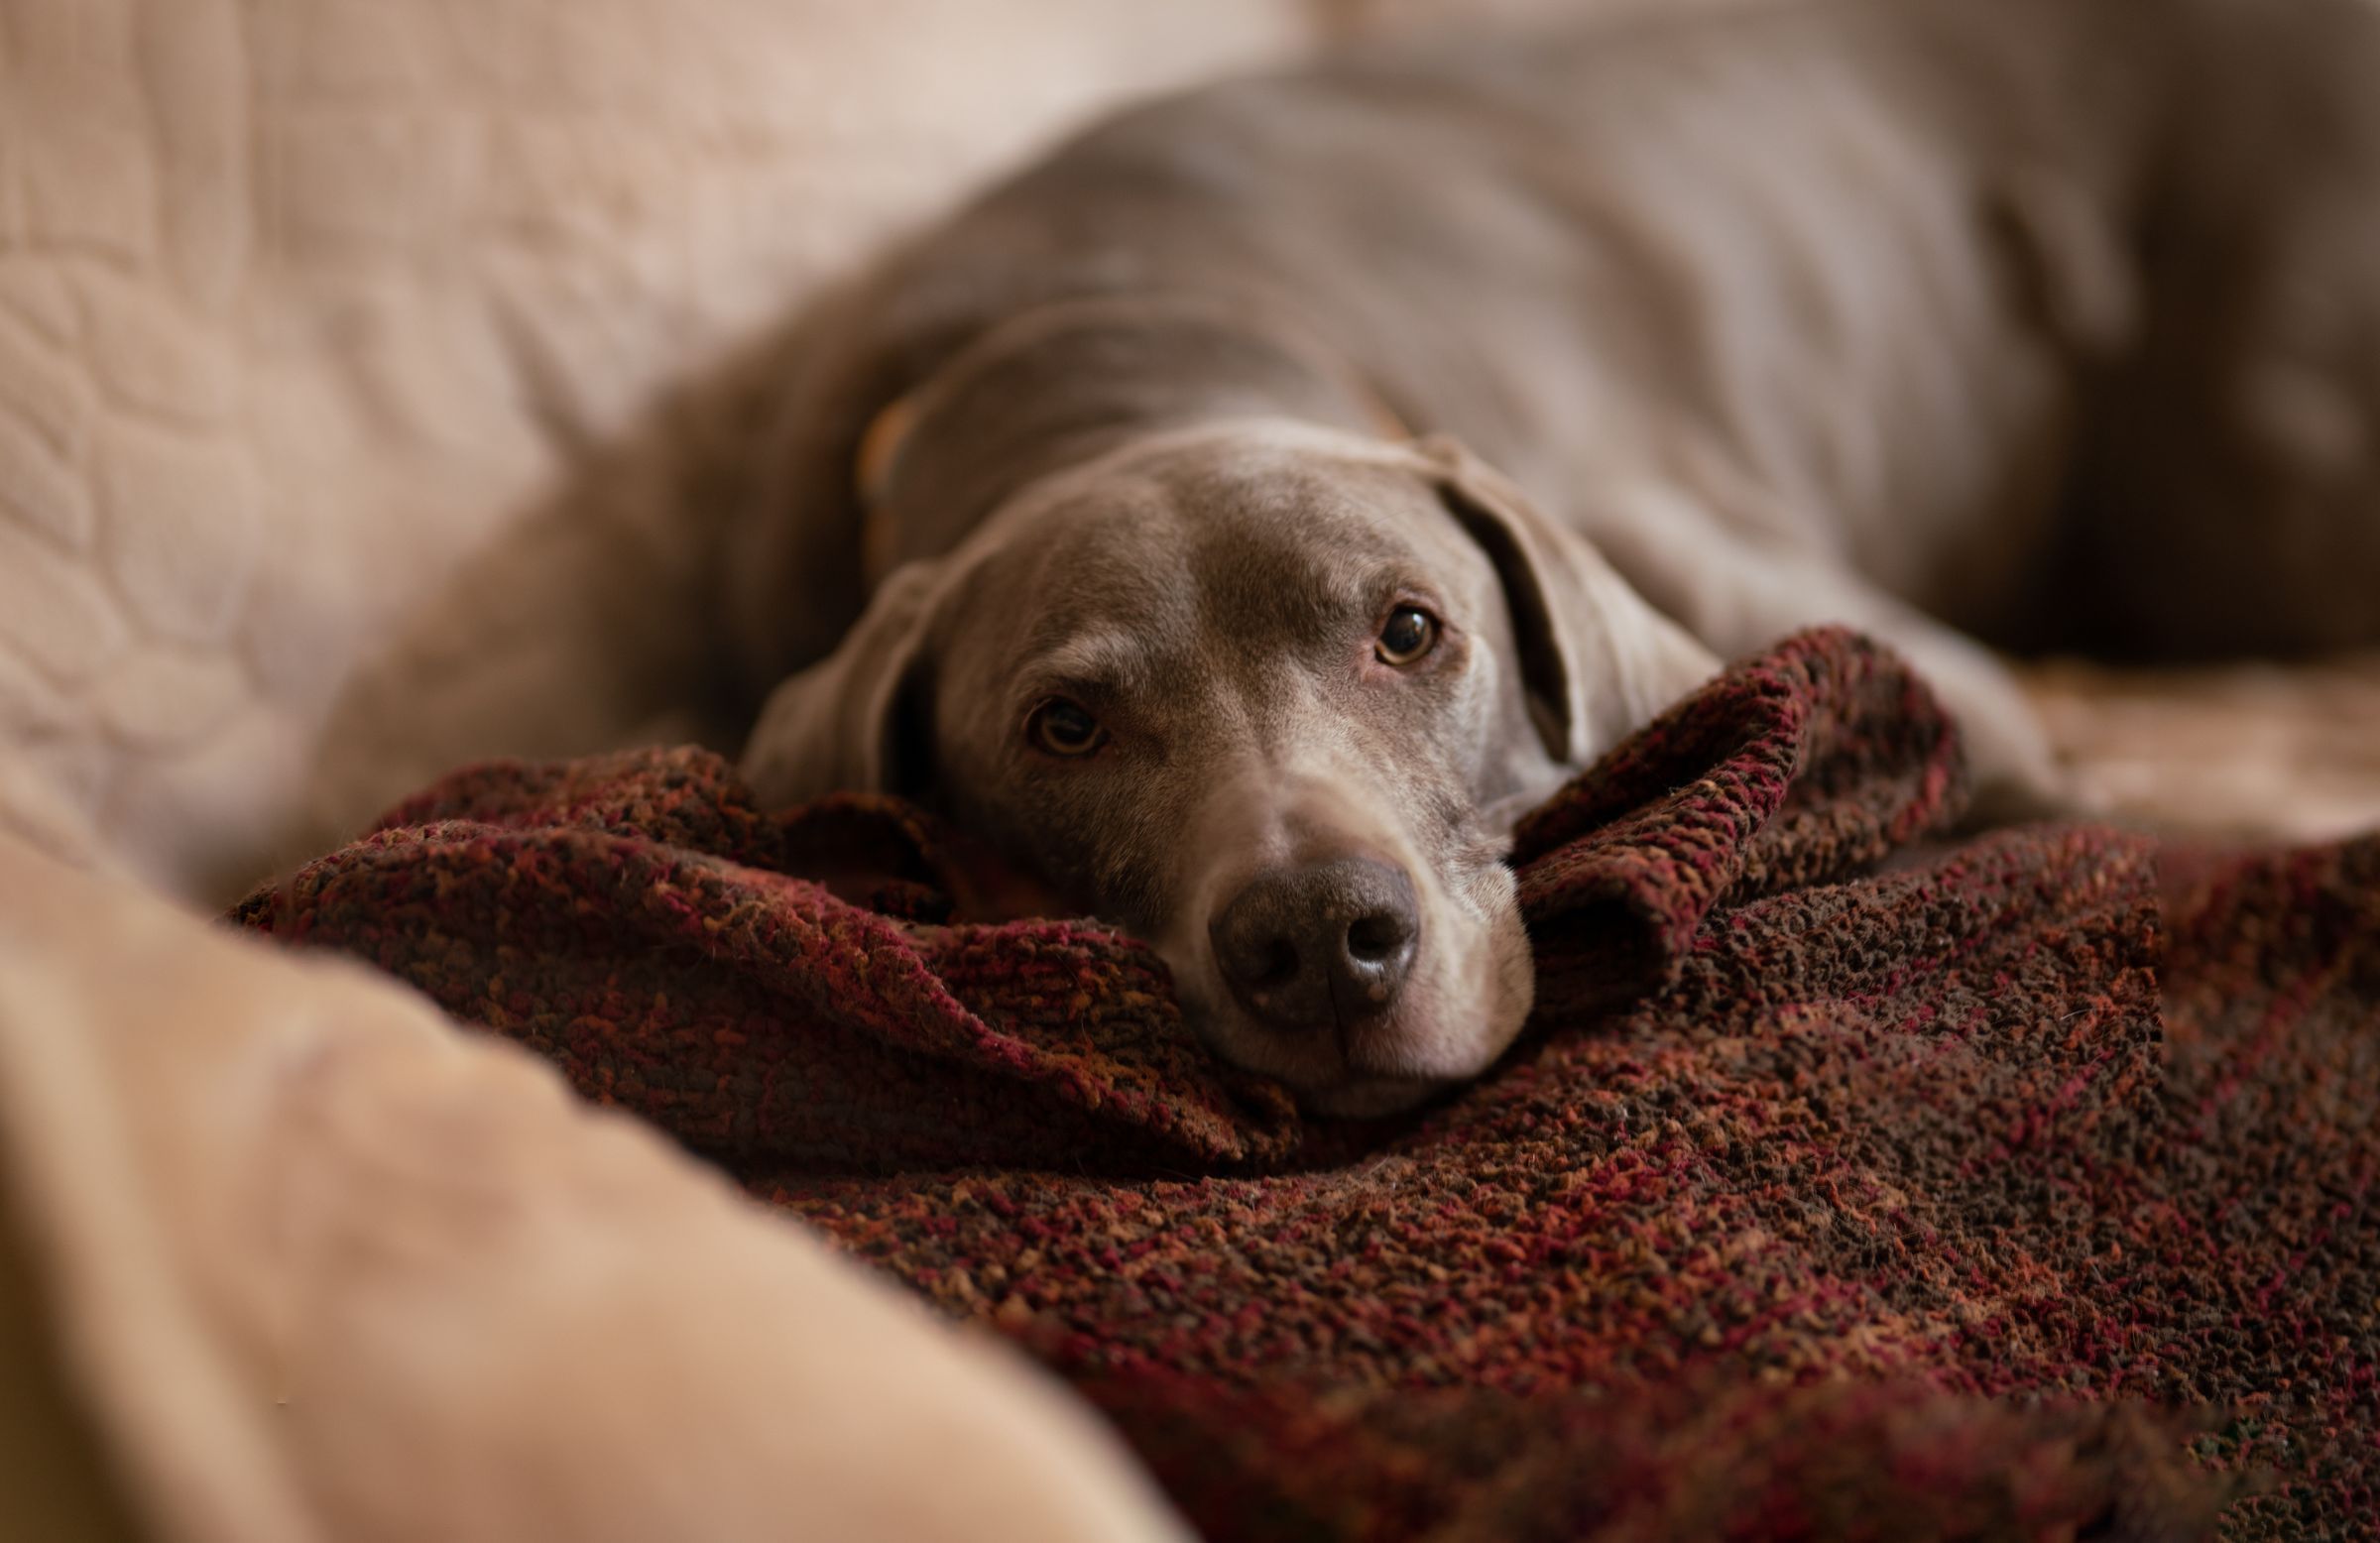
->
[0,830,1189,1543]
[0,0,1332,899]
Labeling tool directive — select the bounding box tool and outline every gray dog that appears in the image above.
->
[731,0,2380,1115]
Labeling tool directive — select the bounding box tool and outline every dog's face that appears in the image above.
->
[743,422,1716,1114]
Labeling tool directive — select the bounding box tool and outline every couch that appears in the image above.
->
[3,0,2376,1537]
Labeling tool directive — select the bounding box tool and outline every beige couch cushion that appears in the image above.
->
[0,0,1360,899]
[0,829,1191,1543]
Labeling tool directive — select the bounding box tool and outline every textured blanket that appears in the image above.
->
[236,628,2379,1541]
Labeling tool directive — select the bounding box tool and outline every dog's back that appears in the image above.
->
[730,0,2380,688]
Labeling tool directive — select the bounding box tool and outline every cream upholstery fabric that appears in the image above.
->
[0,0,1348,898]
[2025,654,2380,842]
[0,830,1193,1543]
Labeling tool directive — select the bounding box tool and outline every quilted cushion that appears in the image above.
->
[0,827,1194,1542]
[0,0,1350,899]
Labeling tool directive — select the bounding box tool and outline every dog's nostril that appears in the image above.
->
[1346,911,1411,963]
[1251,938,1300,986]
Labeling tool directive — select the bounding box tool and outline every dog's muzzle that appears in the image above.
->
[1207,856,1420,1038]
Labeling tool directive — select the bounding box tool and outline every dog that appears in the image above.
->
[729,0,2380,1115]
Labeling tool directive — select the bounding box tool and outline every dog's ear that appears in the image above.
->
[738,557,944,807]
[1415,434,1720,766]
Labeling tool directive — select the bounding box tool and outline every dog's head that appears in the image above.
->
[742,421,1716,1114]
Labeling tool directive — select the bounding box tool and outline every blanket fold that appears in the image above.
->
[237,626,2379,1541]
[1510,627,1966,1013]
[238,755,1303,1173]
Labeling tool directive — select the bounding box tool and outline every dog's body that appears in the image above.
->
[733,0,2380,1112]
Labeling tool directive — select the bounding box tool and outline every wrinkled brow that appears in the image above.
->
[1187,498,1422,617]
[1014,630,1162,696]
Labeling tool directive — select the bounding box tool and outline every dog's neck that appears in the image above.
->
[854,295,1406,584]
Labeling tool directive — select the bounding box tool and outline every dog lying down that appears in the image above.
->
[731,0,2380,1116]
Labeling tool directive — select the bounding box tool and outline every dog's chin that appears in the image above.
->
[1175,994,1476,1116]
[1181,992,1518,1118]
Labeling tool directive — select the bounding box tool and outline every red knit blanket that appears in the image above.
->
[236,628,2379,1541]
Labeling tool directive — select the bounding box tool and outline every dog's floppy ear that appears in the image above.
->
[1415,434,1720,766]
[739,557,944,807]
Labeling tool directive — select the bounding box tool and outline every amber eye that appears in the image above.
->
[1026,698,1106,758]
[1376,605,1439,666]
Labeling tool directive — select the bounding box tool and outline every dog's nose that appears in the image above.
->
[1209,858,1420,1032]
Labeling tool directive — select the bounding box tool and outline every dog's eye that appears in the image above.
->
[1376,606,1439,666]
[1026,698,1106,758]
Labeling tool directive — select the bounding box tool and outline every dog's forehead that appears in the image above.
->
[1030,433,1461,609]
[960,428,1496,705]
[1131,429,1427,526]
[985,482,1203,649]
